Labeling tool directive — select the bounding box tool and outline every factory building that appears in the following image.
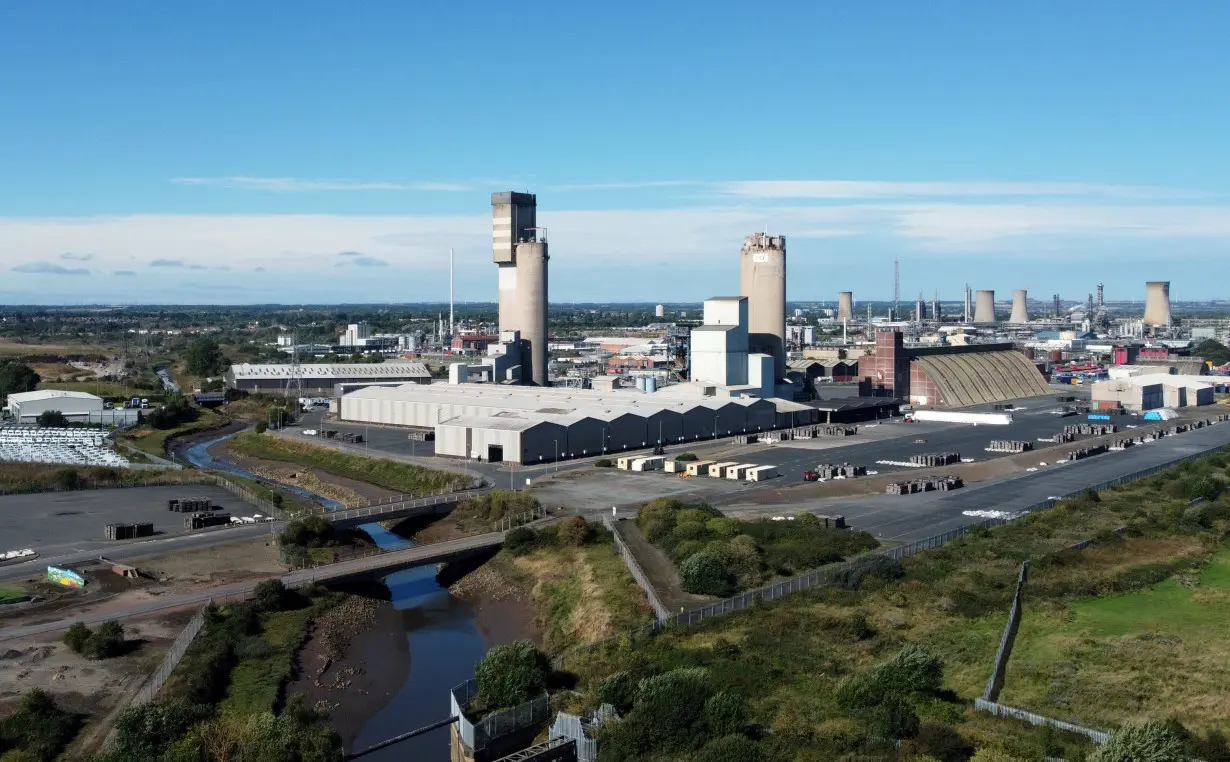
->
[337,383,812,463]
[225,362,432,395]
[860,330,1051,407]
[686,297,778,398]
[4,390,104,422]
[739,233,787,378]
[1092,374,1215,412]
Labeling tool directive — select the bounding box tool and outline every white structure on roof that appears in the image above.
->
[337,382,815,464]
[686,297,777,398]
[340,323,372,347]
[5,390,104,422]
[225,362,431,394]
[1091,373,1217,412]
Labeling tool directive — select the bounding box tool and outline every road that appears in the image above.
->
[0,532,506,641]
[722,419,1230,541]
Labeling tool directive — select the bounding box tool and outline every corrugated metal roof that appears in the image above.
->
[229,362,430,380]
[7,390,102,403]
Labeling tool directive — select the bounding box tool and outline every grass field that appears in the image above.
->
[220,603,322,715]
[0,586,27,604]
[558,450,1230,760]
[227,431,472,494]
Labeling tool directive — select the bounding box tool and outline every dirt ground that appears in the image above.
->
[0,607,195,757]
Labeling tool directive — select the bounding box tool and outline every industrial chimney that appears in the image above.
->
[491,191,549,385]
[837,291,854,323]
[740,233,787,378]
[1009,290,1029,324]
[973,290,996,323]
[1143,281,1172,327]
[515,240,549,386]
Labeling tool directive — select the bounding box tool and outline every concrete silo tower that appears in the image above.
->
[739,233,787,378]
[973,290,996,323]
[491,191,549,385]
[1009,290,1030,324]
[1143,281,1172,327]
[837,291,854,323]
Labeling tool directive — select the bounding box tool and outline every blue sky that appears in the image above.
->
[1,1,1228,304]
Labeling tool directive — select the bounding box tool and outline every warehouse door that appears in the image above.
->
[487,444,504,463]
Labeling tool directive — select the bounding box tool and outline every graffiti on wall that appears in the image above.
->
[47,566,85,588]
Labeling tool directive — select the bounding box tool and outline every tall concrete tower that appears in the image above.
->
[1143,281,1172,327]
[516,240,549,385]
[964,284,973,323]
[974,290,996,323]
[491,192,537,333]
[491,191,549,385]
[931,292,940,323]
[739,233,787,378]
[837,291,854,323]
[1009,290,1029,324]
[1096,283,1105,309]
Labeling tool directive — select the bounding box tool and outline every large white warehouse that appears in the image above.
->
[338,383,816,464]
[5,390,104,422]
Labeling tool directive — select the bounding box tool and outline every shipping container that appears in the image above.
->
[708,461,739,478]
[631,456,665,472]
[616,456,637,470]
[747,465,778,481]
[686,460,716,476]
[727,464,758,480]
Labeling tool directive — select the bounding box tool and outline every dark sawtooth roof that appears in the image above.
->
[915,350,1051,407]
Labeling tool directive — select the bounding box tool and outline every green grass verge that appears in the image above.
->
[0,586,27,604]
[219,472,310,517]
[220,603,323,716]
[123,407,227,457]
[228,431,471,494]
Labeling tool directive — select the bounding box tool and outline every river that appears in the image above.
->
[186,432,491,760]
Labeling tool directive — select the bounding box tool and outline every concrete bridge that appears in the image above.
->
[285,531,506,584]
[320,489,483,528]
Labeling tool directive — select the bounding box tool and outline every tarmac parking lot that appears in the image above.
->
[0,484,244,560]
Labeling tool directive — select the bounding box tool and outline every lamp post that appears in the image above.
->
[554,440,559,473]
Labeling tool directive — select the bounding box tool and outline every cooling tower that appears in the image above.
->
[1009,290,1029,324]
[1143,281,1172,327]
[837,291,854,322]
[514,241,549,386]
[973,290,996,323]
[739,233,787,378]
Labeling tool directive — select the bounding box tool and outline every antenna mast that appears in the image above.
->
[284,329,303,403]
[449,247,455,336]
[893,255,900,319]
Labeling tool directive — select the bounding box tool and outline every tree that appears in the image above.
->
[474,640,549,711]
[82,620,126,659]
[35,409,68,428]
[556,516,591,546]
[185,338,224,377]
[0,361,40,405]
[679,552,735,596]
[62,622,91,653]
[253,580,288,612]
[1091,721,1188,762]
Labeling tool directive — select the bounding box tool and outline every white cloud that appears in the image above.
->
[11,262,90,275]
[171,176,471,192]
[59,252,93,261]
[718,180,1211,200]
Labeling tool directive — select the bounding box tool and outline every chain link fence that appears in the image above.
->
[603,516,669,621]
[973,698,1110,744]
[450,678,551,751]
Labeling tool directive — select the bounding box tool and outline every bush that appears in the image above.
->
[0,689,79,762]
[596,671,637,714]
[82,620,126,659]
[62,622,90,654]
[871,694,920,740]
[504,527,541,556]
[971,749,1031,762]
[594,458,614,468]
[53,469,82,491]
[253,580,289,612]
[1091,720,1187,762]
[1186,476,1223,503]
[254,420,268,434]
[36,410,68,428]
[913,722,973,761]
[633,668,713,749]
[831,554,905,590]
[1080,487,1101,503]
[877,644,944,695]
[679,552,735,596]
[474,640,549,712]
[694,734,766,762]
[675,452,699,462]
[108,699,212,761]
[556,516,592,546]
[703,691,745,736]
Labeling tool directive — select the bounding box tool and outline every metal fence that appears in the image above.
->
[549,704,617,762]
[450,678,552,751]
[603,517,670,621]
[973,698,1110,744]
[557,437,1230,665]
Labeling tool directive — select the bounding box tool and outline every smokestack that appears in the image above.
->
[515,240,549,385]
[740,232,787,378]
[974,290,996,323]
[1143,281,1172,327]
[837,291,854,322]
[964,284,973,323]
[449,247,455,336]
[1009,290,1029,324]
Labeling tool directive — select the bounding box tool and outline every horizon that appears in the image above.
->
[2,2,1228,303]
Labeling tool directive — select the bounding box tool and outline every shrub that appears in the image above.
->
[1187,476,1223,503]
[679,552,735,596]
[594,458,614,468]
[53,469,81,491]
[62,622,91,654]
[1091,720,1187,762]
[675,452,699,462]
[632,668,713,749]
[0,689,79,762]
[1181,504,1212,530]
[475,640,549,711]
[82,620,126,659]
[596,671,637,714]
[832,554,904,590]
[253,579,288,612]
[108,699,212,761]
[878,644,944,695]
[36,410,68,428]
[1080,487,1101,503]
[504,527,540,555]
[703,691,745,736]
[694,734,766,762]
[971,749,1031,762]
[705,517,741,537]
[254,420,268,434]
[913,722,974,762]
[871,694,920,740]
[556,516,592,546]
